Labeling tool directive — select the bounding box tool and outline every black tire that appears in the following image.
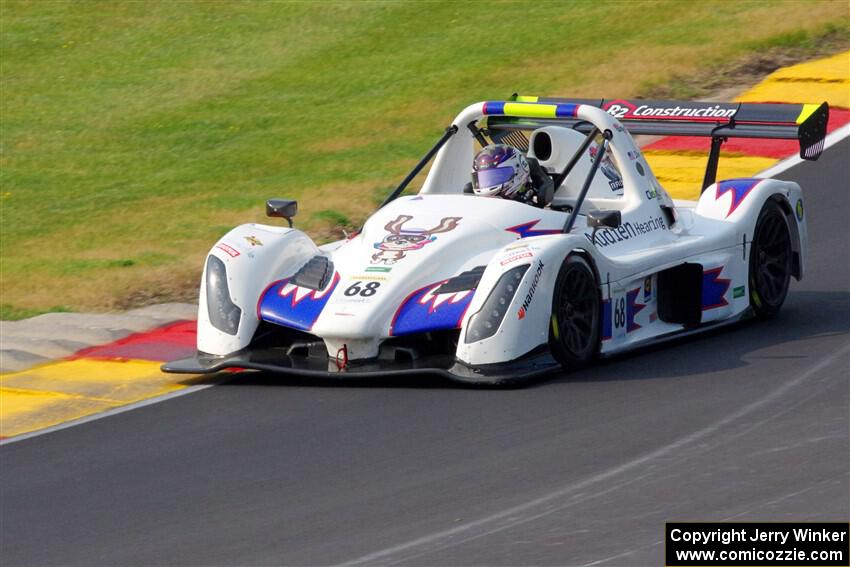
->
[549,255,600,367]
[749,200,793,319]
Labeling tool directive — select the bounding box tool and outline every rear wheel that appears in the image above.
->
[749,200,793,319]
[549,255,600,367]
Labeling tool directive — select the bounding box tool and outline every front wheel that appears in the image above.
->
[749,200,793,319]
[549,255,600,367]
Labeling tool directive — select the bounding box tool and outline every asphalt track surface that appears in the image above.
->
[2,140,848,567]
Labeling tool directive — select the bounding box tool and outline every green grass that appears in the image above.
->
[1,0,848,313]
[745,22,846,50]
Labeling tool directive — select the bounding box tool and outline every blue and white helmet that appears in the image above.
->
[471,144,531,199]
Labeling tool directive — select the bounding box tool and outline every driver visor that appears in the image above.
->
[473,166,514,189]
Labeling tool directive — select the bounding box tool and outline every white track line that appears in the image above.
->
[756,123,850,178]
[0,383,219,446]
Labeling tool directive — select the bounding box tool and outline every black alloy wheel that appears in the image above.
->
[549,255,600,367]
[749,200,793,319]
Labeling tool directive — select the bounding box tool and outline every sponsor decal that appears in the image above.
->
[603,99,637,119]
[716,178,761,218]
[652,181,664,198]
[506,219,561,238]
[645,187,658,200]
[349,275,387,282]
[644,276,652,301]
[627,150,640,160]
[371,215,461,265]
[733,285,745,299]
[635,161,645,176]
[390,283,474,336]
[589,145,623,191]
[517,260,544,319]
[604,99,736,121]
[796,198,804,221]
[336,295,371,304]
[613,122,626,133]
[244,235,263,247]
[702,267,731,310]
[365,266,391,273]
[215,243,240,258]
[585,216,667,247]
[500,250,533,266]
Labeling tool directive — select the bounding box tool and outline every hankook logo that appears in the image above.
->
[517,260,544,319]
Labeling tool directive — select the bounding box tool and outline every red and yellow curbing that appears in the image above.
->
[0,322,199,439]
[737,51,850,109]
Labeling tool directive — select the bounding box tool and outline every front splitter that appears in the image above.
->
[161,347,560,386]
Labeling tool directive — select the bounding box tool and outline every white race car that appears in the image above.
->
[164,96,828,384]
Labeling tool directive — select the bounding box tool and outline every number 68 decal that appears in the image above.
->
[344,281,381,297]
[611,291,627,339]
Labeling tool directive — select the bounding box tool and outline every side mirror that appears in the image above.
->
[587,209,622,230]
[266,199,298,227]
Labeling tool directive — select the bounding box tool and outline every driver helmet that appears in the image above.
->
[471,144,530,199]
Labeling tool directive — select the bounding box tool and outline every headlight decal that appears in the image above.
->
[206,255,242,335]
[464,264,530,343]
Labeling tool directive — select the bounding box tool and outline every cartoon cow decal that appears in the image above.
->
[371,215,462,265]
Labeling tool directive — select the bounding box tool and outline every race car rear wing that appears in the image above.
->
[484,95,829,190]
